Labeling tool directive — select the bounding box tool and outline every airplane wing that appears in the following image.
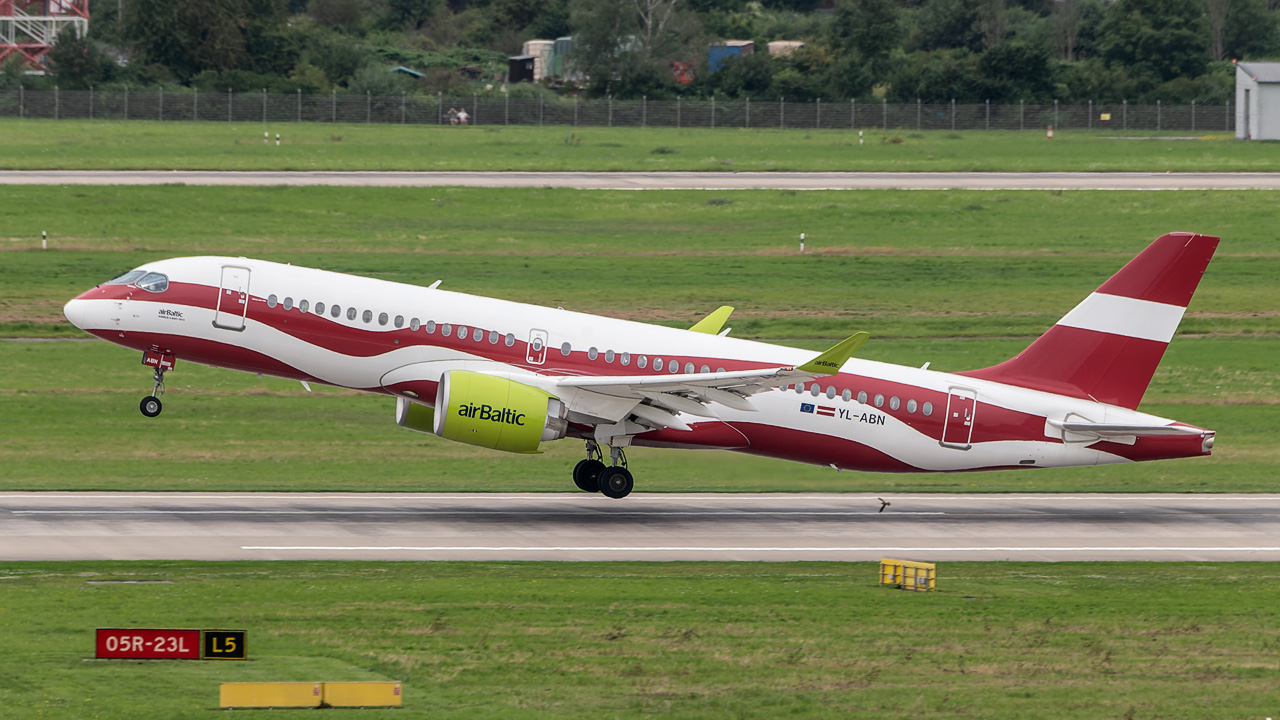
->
[552,332,869,429]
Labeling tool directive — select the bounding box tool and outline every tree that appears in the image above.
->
[568,0,701,96]
[381,0,441,31]
[975,0,1007,48]
[1052,0,1087,60]
[48,28,115,89]
[1207,0,1231,60]
[125,0,290,81]
[1224,0,1280,58]
[1097,0,1208,85]
[830,0,901,78]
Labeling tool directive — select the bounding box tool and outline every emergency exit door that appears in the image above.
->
[213,266,251,331]
[941,387,977,450]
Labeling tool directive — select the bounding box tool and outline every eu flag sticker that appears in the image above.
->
[800,403,815,414]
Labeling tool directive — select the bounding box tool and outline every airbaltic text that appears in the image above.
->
[457,403,527,425]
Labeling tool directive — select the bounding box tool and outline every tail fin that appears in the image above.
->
[960,232,1219,409]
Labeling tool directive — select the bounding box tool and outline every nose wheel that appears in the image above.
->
[139,352,174,418]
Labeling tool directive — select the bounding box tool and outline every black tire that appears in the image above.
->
[597,466,634,499]
[140,395,163,418]
[573,459,605,492]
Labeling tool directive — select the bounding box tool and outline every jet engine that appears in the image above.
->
[397,370,567,454]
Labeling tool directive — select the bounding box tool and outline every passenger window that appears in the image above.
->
[670,363,680,374]
[794,384,803,394]
[653,358,663,371]
[395,315,405,329]
[410,318,420,331]
[923,401,934,416]
[299,300,309,313]
[890,396,901,410]
[315,302,325,315]
[842,389,852,402]
[331,304,341,318]
[442,323,452,337]
[907,399,918,413]
[473,328,484,342]
[621,352,630,366]
[457,325,468,338]
[363,310,373,324]
[810,384,821,397]
[283,297,294,311]
[637,355,647,369]
[874,394,885,408]
[489,330,499,344]
[588,347,599,360]
[505,333,515,346]
[426,321,437,333]
[267,294,278,308]
[377,312,388,326]
[561,342,571,355]
[717,367,725,373]
[605,350,615,363]
[684,362,695,374]
[857,391,868,404]
[136,272,169,293]
[346,307,357,321]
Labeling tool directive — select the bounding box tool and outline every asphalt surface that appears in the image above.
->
[4,492,1278,562]
[4,170,1280,190]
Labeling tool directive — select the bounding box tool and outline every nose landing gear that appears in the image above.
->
[140,351,175,418]
[573,441,634,498]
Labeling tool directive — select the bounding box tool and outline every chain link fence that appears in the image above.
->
[0,88,1237,133]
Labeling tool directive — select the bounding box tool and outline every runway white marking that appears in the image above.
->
[9,509,945,516]
[2,494,1272,501]
[243,545,1280,553]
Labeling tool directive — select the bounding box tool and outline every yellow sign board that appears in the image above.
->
[1100,113,1112,121]
[219,682,322,708]
[324,682,404,707]
[880,558,936,592]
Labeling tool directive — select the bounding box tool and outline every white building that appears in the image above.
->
[1235,61,1280,140]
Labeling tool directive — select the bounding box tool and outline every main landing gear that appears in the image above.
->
[573,441,634,499]
[139,351,174,418]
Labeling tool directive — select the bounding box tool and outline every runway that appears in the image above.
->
[4,170,1280,190]
[4,492,1279,562]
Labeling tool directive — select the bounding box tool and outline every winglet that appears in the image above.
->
[797,332,869,375]
[689,306,734,335]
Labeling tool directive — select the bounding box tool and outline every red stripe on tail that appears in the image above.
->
[960,233,1218,409]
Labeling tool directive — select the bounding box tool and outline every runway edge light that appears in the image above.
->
[879,559,936,592]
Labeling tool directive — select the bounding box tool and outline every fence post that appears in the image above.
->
[710,94,715,129]
[539,93,544,127]
[90,86,94,120]
[574,94,578,126]
[473,92,478,125]
[641,95,646,127]
[504,90,509,125]
[678,96,682,128]
[985,99,989,130]
[916,98,921,130]
[438,91,442,125]
[192,86,196,121]
[883,98,886,129]
[334,89,338,123]
[609,94,613,127]
[1156,99,1161,131]
[54,85,59,120]
[123,84,127,120]
[299,89,304,123]
[1088,99,1092,130]
[18,85,23,118]
[263,88,267,124]
[366,91,371,123]
[1019,99,1024,130]
[1225,101,1230,130]
[780,97,784,129]
[816,98,820,129]
[951,98,955,131]
[401,91,405,124]
[228,88,232,122]
[850,98,854,129]
[1122,99,1127,130]
[1191,100,1196,131]
[744,96,749,129]
[1054,99,1058,129]
[158,86,162,121]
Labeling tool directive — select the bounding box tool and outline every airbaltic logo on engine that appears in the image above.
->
[457,403,527,426]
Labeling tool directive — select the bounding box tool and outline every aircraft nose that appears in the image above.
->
[63,298,87,329]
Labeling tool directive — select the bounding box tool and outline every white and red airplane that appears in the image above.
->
[63,232,1218,498]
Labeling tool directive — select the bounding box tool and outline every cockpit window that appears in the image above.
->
[135,272,169,293]
[104,270,147,286]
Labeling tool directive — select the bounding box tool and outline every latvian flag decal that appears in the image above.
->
[801,403,836,417]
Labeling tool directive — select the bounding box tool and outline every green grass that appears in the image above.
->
[3,119,1280,171]
[1,338,1272,493]
[3,186,1279,339]
[1,561,1277,719]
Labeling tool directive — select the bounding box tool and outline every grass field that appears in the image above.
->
[2,185,1275,493]
[3,119,1280,171]
[1,561,1277,719]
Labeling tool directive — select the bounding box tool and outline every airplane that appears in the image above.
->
[62,232,1218,499]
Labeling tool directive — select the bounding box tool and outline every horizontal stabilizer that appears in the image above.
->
[1051,421,1204,437]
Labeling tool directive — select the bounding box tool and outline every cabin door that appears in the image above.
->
[213,265,251,331]
[940,387,977,450]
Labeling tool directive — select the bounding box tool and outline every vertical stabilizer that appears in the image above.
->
[960,233,1219,409]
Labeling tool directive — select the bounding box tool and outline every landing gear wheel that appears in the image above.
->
[140,395,163,418]
[597,466,634,499]
[573,459,605,493]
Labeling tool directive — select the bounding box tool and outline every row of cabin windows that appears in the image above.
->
[577,343,726,375]
[793,382,934,416]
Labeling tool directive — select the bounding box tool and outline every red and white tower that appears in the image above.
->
[1,0,89,73]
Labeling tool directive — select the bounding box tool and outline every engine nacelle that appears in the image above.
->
[404,370,567,454]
